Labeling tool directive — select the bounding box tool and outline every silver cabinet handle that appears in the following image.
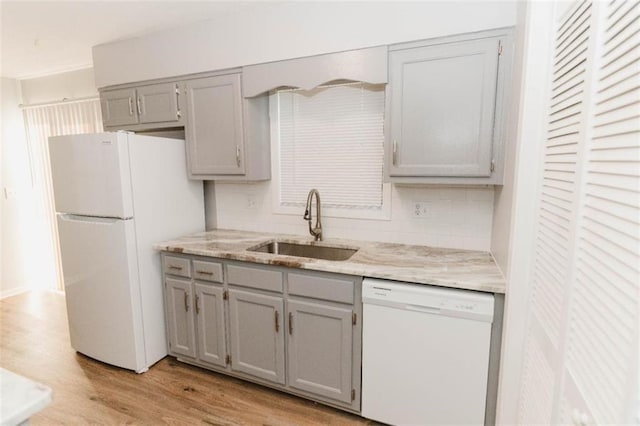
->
[136,96,142,115]
[288,312,293,335]
[128,97,134,116]
[236,145,241,167]
[169,265,183,271]
[175,84,181,119]
[392,139,398,165]
[184,293,189,312]
[275,311,280,332]
[195,295,200,314]
[195,270,213,276]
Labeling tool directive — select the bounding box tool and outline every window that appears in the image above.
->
[22,98,104,291]
[270,82,390,219]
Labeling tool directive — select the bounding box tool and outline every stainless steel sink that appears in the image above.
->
[248,240,358,261]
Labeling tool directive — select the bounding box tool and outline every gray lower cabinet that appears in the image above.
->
[165,277,196,359]
[194,283,226,367]
[228,289,285,384]
[162,253,361,413]
[287,299,354,404]
[164,256,225,368]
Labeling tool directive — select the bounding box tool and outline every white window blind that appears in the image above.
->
[274,82,385,212]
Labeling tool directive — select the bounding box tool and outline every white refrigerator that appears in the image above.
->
[49,132,205,373]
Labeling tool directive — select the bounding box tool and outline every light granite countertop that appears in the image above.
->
[154,229,506,294]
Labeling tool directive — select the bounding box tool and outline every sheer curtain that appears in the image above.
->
[22,98,103,291]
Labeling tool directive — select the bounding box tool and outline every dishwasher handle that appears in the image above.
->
[406,304,441,315]
[363,297,494,323]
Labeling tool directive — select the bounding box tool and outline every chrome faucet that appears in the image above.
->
[303,189,323,241]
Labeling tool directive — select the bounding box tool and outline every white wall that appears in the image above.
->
[213,182,495,250]
[491,7,528,274]
[20,67,97,105]
[0,77,36,298]
[93,1,517,88]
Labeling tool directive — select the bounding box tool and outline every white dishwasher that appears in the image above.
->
[361,278,495,426]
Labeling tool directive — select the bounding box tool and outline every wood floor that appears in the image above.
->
[0,291,376,425]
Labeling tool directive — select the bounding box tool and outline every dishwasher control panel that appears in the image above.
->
[362,278,494,322]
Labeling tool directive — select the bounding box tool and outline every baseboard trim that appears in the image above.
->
[1,286,29,300]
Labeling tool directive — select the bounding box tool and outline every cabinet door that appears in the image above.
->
[137,82,181,125]
[165,278,196,358]
[184,74,246,177]
[194,283,227,367]
[101,88,138,127]
[389,37,500,177]
[287,299,353,404]
[228,289,284,384]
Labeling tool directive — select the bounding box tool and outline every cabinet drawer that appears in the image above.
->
[288,273,354,304]
[227,264,283,292]
[163,256,191,278]
[193,260,223,283]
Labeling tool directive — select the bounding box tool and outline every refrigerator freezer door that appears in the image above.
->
[49,133,134,218]
[57,214,147,372]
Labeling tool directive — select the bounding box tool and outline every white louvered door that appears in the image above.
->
[519,1,594,423]
[560,0,640,423]
[518,0,639,424]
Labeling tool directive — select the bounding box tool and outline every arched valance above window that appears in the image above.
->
[242,46,388,98]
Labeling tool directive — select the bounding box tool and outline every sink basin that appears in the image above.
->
[248,240,358,261]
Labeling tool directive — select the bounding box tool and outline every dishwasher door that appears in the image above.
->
[361,278,494,426]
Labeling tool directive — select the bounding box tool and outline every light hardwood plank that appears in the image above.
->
[0,290,375,425]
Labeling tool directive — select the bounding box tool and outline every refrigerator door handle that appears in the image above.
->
[58,214,122,225]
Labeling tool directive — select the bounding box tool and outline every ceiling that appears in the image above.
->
[0,1,263,79]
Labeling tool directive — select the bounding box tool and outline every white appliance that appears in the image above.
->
[49,132,205,373]
[361,278,494,425]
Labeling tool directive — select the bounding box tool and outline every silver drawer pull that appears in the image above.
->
[128,97,134,116]
[392,139,398,165]
[195,270,213,276]
[169,266,183,271]
[184,293,189,312]
[195,295,200,314]
[236,145,241,167]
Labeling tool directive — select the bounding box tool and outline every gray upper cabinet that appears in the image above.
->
[101,82,182,130]
[194,283,226,367]
[165,277,196,359]
[183,72,271,181]
[101,88,138,127]
[184,74,245,177]
[136,82,181,124]
[228,289,285,385]
[287,299,354,405]
[386,29,512,184]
